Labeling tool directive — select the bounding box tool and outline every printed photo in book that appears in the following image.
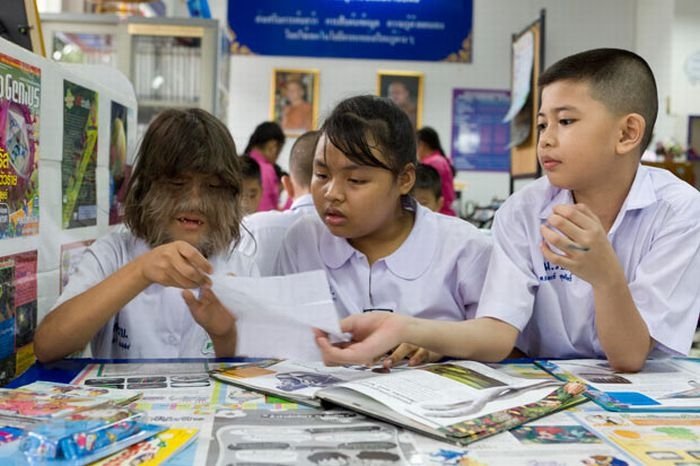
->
[537,358,700,412]
[210,360,587,445]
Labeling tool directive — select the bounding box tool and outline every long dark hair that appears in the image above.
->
[417,126,454,177]
[243,121,286,155]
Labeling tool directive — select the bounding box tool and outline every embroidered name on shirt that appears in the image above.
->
[112,320,131,350]
[539,261,573,283]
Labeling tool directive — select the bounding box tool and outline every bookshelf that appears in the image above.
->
[40,14,228,137]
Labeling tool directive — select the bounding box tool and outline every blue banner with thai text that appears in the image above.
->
[228,0,473,62]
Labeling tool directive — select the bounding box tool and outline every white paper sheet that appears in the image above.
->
[210,270,342,336]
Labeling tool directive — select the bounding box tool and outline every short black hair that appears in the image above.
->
[244,121,286,155]
[538,48,658,151]
[289,130,320,188]
[413,163,442,199]
[239,155,261,183]
[321,95,416,176]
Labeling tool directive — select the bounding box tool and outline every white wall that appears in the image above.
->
[224,0,639,208]
[671,0,700,146]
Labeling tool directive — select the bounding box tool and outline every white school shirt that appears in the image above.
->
[276,202,492,321]
[52,230,257,359]
[238,194,316,276]
[476,165,700,358]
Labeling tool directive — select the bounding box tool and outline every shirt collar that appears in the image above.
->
[319,202,436,280]
[538,165,657,220]
[291,193,314,211]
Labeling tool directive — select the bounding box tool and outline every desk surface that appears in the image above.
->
[5,359,700,465]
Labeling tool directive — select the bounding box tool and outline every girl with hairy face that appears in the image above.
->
[35,109,252,363]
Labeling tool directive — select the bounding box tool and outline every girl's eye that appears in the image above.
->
[314,172,328,180]
[169,180,186,187]
[560,119,574,126]
[348,178,366,185]
[536,123,546,133]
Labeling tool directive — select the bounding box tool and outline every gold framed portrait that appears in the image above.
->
[270,68,319,136]
[377,70,424,130]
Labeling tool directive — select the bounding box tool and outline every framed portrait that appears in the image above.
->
[270,68,319,136]
[377,70,424,130]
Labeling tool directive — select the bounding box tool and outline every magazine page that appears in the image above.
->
[210,360,391,403]
[410,410,635,465]
[538,358,700,411]
[328,361,573,430]
[200,407,418,466]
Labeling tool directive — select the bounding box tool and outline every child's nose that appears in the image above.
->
[324,179,344,202]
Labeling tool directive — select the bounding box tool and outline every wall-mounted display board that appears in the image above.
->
[507,10,545,193]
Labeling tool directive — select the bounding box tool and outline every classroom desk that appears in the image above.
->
[5,359,700,465]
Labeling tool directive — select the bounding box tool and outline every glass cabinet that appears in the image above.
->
[41,14,228,136]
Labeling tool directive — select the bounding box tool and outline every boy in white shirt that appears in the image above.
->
[35,109,255,361]
[314,48,700,372]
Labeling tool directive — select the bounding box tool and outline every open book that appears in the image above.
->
[536,358,700,412]
[210,360,587,445]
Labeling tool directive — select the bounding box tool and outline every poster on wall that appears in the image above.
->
[228,0,473,62]
[60,240,94,292]
[109,101,130,225]
[0,52,40,239]
[451,89,511,172]
[0,250,37,385]
[270,69,319,136]
[62,80,98,229]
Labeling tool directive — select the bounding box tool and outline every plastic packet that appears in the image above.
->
[19,406,164,465]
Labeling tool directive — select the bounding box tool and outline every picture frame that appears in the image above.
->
[689,115,700,157]
[377,70,424,130]
[0,0,46,56]
[270,68,319,136]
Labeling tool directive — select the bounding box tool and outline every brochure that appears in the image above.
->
[92,427,198,466]
[0,381,141,426]
[537,358,700,412]
[210,359,587,445]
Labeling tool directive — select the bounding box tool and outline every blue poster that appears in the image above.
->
[228,0,473,62]
[451,89,510,172]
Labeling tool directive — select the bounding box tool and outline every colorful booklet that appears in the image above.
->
[0,381,141,426]
[91,427,198,466]
[536,358,700,412]
[210,360,587,445]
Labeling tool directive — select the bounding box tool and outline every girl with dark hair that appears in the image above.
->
[35,108,255,362]
[416,126,457,216]
[244,121,286,211]
[277,95,491,362]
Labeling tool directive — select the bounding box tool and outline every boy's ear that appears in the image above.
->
[281,174,294,200]
[616,113,645,155]
[398,163,416,195]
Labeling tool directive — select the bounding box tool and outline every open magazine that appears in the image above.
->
[536,358,700,412]
[210,360,587,445]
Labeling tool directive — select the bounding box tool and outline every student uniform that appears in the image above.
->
[276,202,492,321]
[52,230,257,359]
[248,149,279,212]
[477,165,700,358]
[421,152,456,216]
[238,193,316,276]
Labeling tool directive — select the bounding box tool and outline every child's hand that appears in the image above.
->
[383,343,442,369]
[182,285,236,338]
[540,203,622,287]
[313,313,407,366]
[140,241,213,288]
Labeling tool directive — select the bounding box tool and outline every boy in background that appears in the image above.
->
[239,155,262,215]
[315,48,700,372]
[413,163,444,213]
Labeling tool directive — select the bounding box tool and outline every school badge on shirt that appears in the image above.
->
[202,340,214,355]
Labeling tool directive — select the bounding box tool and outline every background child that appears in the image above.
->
[239,130,319,276]
[277,95,492,360]
[413,163,444,213]
[315,49,700,372]
[34,108,256,362]
[243,121,286,212]
[416,127,456,216]
[239,155,262,215]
